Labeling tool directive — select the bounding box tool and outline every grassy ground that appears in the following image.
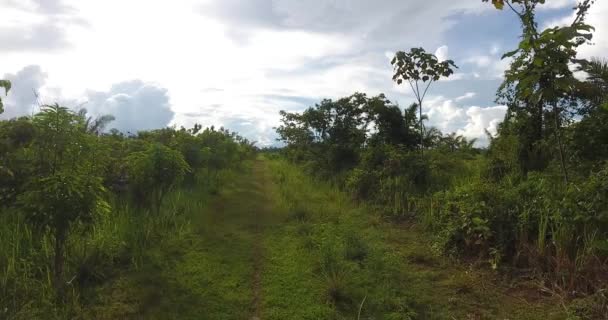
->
[82,158,568,319]
[262,158,568,320]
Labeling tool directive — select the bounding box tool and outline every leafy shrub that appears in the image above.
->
[432,181,518,258]
[126,143,191,214]
[345,168,379,200]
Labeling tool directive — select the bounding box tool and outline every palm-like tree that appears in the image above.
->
[578,58,608,108]
[585,58,608,85]
[423,127,442,148]
[78,108,116,135]
[439,132,477,152]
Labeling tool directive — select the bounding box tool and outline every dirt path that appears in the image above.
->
[96,159,568,319]
[115,161,281,320]
[250,160,271,320]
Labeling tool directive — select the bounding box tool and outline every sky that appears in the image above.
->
[1,0,606,146]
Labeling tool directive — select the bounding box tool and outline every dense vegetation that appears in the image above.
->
[277,1,608,317]
[2,0,608,319]
[0,103,255,318]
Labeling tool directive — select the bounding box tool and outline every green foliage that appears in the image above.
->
[266,158,565,319]
[0,98,254,317]
[126,143,191,213]
[9,104,110,300]
[0,79,10,114]
[490,0,595,181]
[275,1,608,306]
[391,48,457,85]
[391,47,457,151]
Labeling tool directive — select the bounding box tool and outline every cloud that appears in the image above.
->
[0,23,71,52]
[424,96,507,146]
[457,105,507,145]
[537,0,575,11]
[0,0,82,53]
[579,0,608,59]
[82,80,175,133]
[5,1,594,148]
[435,45,449,62]
[455,92,476,101]
[1,65,47,119]
[200,0,486,48]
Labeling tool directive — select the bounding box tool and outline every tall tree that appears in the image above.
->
[0,80,10,114]
[277,93,370,172]
[18,104,108,301]
[391,48,457,154]
[367,100,421,150]
[485,0,595,183]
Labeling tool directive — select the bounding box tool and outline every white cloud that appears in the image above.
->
[457,105,507,145]
[0,68,175,133]
[2,0,603,146]
[455,92,476,101]
[1,65,46,119]
[435,45,449,62]
[424,96,507,146]
[0,0,84,53]
[579,0,608,59]
[464,53,510,80]
[82,80,174,133]
[537,0,575,10]
[425,98,466,133]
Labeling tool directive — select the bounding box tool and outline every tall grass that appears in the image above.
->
[0,170,219,319]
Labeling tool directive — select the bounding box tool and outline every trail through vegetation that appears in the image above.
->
[2,1,608,318]
[99,157,566,319]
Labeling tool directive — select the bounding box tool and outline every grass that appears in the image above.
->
[262,157,570,319]
[2,157,572,319]
[83,168,257,320]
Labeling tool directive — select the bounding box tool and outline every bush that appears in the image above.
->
[432,181,518,258]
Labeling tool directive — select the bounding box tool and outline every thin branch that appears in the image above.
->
[408,80,419,101]
[420,81,433,103]
[505,0,522,18]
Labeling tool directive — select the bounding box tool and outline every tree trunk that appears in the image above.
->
[553,105,569,185]
[419,100,424,156]
[54,225,67,302]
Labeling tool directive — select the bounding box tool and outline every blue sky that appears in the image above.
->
[1,0,606,146]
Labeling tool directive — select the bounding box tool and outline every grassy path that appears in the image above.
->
[93,159,568,319]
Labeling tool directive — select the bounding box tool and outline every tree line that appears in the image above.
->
[0,101,256,317]
[276,1,608,316]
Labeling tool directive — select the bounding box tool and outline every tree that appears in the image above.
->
[77,108,116,135]
[0,79,10,114]
[0,117,36,205]
[391,48,457,153]
[18,104,109,301]
[576,57,608,111]
[485,0,595,183]
[367,100,421,150]
[126,143,190,214]
[277,93,371,173]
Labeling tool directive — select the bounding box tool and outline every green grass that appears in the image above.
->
[2,158,571,319]
[82,168,258,320]
[262,157,569,319]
